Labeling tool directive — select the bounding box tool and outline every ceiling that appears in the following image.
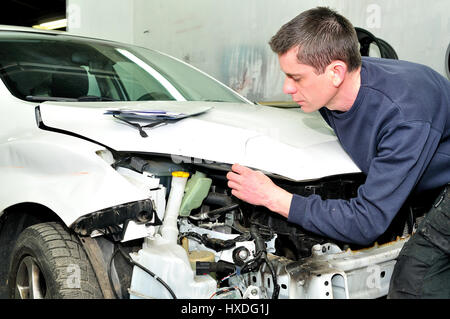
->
[0,0,66,28]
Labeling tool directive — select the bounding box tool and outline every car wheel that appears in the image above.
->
[8,222,103,299]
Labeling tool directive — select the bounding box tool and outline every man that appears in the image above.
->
[226,7,450,298]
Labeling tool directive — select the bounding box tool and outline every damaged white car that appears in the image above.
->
[0,26,433,299]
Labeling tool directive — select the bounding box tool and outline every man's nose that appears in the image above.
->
[283,78,297,95]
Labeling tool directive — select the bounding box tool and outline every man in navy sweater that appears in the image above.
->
[226,7,450,298]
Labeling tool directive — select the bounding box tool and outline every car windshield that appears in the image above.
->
[0,31,249,104]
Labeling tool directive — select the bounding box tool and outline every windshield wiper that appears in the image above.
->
[26,95,78,102]
[77,96,118,102]
[26,95,118,102]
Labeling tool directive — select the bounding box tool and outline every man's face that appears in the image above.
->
[278,46,336,113]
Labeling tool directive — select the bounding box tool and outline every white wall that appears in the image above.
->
[67,0,134,44]
[67,0,450,102]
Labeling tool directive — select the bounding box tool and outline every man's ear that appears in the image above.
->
[326,61,347,87]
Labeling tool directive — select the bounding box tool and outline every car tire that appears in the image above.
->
[8,222,103,299]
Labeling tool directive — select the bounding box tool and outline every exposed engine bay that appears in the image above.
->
[72,153,434,299]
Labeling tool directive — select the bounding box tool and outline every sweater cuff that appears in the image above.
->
[287,194,308,227]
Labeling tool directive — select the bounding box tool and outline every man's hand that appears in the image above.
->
[226,163,293,218]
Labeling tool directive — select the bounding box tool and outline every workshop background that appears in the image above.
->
[66,0,450,103]
[1,0,449,103]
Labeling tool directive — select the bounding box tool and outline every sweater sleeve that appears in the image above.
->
[287,120,441,245]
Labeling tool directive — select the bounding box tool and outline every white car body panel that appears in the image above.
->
[0,127,148,226]
[0,87,360,227]
[38,100,360,182]
[0,85,147,226]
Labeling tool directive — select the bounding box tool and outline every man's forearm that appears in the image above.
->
[265,187,293,218]
[227,163,293,218]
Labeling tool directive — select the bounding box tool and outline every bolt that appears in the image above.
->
[238,249,249,260]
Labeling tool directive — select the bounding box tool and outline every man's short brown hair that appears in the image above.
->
[269,7,361,73]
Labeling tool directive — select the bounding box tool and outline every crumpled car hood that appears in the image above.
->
[37,101,360,181]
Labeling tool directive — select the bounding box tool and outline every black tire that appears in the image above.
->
[8,222,103,299]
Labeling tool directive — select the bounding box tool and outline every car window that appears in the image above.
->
[132,47,248,103]
[0,31,248,104]
[112,61,174,101]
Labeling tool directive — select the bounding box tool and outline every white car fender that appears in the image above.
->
[0,130,148,227]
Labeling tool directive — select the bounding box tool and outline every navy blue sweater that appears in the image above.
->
[287,57,450,245]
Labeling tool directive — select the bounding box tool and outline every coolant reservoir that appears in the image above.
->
[179,171,212,217]
[129,171,216,299]
[129,237,216,299]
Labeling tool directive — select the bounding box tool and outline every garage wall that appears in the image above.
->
[67,0,134,44]
[67,0,450,102]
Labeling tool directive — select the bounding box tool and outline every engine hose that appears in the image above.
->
[249,224,280,299]
[189,203,240,221]
[250,225,265,253]
[263,254,280,299]
[180,231,251,251]
[204,192,236,206]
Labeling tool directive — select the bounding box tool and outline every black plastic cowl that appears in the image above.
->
[72,199,160,239]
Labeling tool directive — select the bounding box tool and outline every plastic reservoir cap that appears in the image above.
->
[172,171,190,178]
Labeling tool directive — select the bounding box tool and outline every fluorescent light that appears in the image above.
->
[33,18,67,30]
